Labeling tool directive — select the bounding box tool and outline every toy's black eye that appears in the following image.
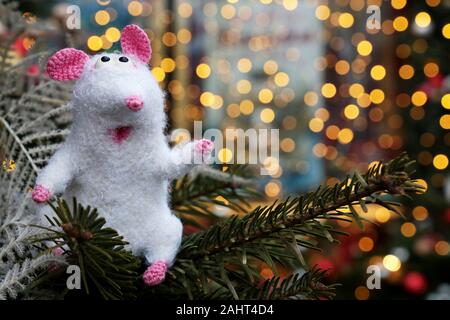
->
[119,56,129,63]
[101,56,110,62]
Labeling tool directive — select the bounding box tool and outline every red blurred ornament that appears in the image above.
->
[444,208,450,224]
[183,224,200,235]
[414,234,436,255]
[314,257,336,278]
[403,272,427,295]
[418,74,444,101]
[27,64,39,76]
[12,37,27,57]
[428,74,444,89]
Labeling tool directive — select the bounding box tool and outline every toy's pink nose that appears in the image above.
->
[126,96,144,112]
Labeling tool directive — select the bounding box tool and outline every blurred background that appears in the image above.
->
[10,0,450,299]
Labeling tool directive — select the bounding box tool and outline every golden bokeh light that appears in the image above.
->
[128,1,143,16]
[344,104,360,120]
[433,154,449,170]
[304,91,319,106]
[227,103,240,118]
[105,27,121,42]
[359,237,374,252]
[440,114,450,129]
[321,83,337,98]
[393,16,409,32]
[177,28,192,44]
[95,10,110,26]
[442,23,450,39]
[218,148,233,163]
[357,40,372,56]
[274,72,290,87]
[200,91,215,107]
[265,181,281,197]
[335,60,350,75]
[309,118,324,133]
[370,89,385,104]
[280,138,296,153]
[221,4,236,20]
[411,91,428,107]
[263,60,278,75]
[315,5,330,21]
[196,63,211,79]
[349,83,364,98]
[383,255,401,272]
[355,286,370,300]
[325,125,340,140]
[337,128,354,144]
[87,35,103,51]
[260,108,275,123]
[339,13,354,28]
[370,65,386,80]
[151,67,165,82]
[435,241,450,256]
[441,94,450,109]
[399,64,415,79]
[400,222,417,238]
[391,0,407,10]
[237,58,252,73]
[178,2,193,18]
[415,12,431,28]
[240,99,254,115]
[236,80,252,94]
[424,62,439,78]
[375,207,391,223]
[161,58,176,73]
[258,89,274,104]
[282,0,298,11]
[412,206,429,221]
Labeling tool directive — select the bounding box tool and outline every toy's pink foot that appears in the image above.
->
[195,139,214,155]
[32,184,51,203]
[126,95,144,111]
[48,247,64,273]
[52,247,64,256]
[143,261,168,286]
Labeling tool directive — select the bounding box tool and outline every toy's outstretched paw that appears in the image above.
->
[32,184,51,203]
[195,139,214,156]
[143,261,168,286]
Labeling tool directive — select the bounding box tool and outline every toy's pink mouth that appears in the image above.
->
[108,126,133,144]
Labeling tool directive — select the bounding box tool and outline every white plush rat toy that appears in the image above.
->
[31,25,214,285]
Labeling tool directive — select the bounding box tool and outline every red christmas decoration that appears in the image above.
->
[12,37,28,57]
[443,208,450,224]
[27,64,39,76]
[403,271,427,295]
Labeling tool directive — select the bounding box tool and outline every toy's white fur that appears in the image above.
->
[35,49,211,267]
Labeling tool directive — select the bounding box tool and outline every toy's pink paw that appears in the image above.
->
[195,139,214,155]
[126,96,144,112]
[143,261,168,286]
[32,184,51,203]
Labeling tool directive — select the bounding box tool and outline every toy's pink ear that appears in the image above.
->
[47,48,89,81]
[121,24,152,64]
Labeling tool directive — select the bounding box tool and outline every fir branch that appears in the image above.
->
[30,199,141,300]
[181,153,422,260]
[0,253,66,300]
[240,268,337,300]
[152,153,423,299]
[172,165,260,227]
